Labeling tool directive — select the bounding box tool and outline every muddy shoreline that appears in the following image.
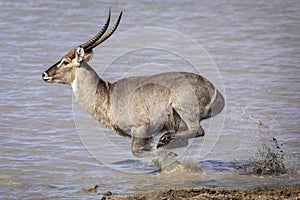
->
[104,185,300,200]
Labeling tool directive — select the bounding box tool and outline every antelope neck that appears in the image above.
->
[71,63,105,116]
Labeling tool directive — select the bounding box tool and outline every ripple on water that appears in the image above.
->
[1,0,300,199]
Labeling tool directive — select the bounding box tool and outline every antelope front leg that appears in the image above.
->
[131,136,155,157]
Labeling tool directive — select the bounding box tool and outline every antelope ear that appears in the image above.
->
[84,50,93,62]
[75,47,84,66]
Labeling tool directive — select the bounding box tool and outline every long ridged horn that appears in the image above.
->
[80,8,111,50]
[85,11,122,52]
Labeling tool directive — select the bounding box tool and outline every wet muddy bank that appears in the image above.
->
[104,185,300,200]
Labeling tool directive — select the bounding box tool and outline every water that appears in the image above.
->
[1,0,299,199]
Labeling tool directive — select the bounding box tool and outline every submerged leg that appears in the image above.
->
[151,151,183,172]
[131,136,155,157]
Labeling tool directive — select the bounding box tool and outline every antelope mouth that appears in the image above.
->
[42,72,53,82]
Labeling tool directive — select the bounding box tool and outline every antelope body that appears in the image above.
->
[42,10,225,157]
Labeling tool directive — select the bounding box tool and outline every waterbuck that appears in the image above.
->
[42,10,225,158]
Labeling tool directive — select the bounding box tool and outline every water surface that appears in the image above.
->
[0,0,299,199]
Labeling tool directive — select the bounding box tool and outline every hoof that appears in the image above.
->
[157,132,176,148]
[157,132,188,149]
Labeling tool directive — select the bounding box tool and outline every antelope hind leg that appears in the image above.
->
[157,132,188,149]
[157,104,205,149]
[157,126,204,149]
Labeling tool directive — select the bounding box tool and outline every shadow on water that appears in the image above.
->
[112,139,287,176]
[112,159,158,173]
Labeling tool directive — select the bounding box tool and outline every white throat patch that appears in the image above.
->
[71,76,78,97]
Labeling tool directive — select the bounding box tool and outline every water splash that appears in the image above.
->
[234,114,287,175]
[150,151,202,174]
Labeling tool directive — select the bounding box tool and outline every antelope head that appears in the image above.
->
[42,9,122,84]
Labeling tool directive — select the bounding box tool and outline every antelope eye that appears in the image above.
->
[62,60,69,65]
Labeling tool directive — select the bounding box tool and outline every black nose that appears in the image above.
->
[42,72,50,81]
